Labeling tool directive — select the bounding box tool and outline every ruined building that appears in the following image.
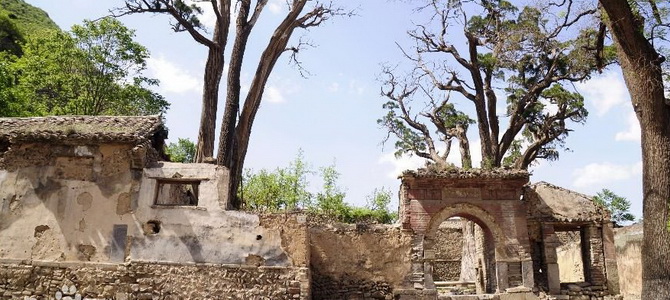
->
[0,116,623,299]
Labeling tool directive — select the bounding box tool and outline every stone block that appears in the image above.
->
[498,292,540,300]
[546,263,560,295]
[496,261,509,292]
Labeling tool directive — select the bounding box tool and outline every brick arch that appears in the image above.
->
[424,202,510,260]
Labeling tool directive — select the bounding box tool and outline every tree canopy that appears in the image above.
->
[165,138,196,163]
[380,0,614,170]
[593,188,635,226]
[0,17,168,117]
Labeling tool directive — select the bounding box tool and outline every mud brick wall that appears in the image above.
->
[309,223,413,300]
[432,222,463,282]
[0,260,309,300]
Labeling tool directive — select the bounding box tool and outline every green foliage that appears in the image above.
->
[240,150,312,212]
[239,151,397,224]
[315,162,348,215]
[0,52,24,116]
[341,188,398,224]
[2,17,168,117]
[0,13,23,55]
[502,140,522,167]
[593,189,636,225]
[165,138,195,163]
[0,0,59,38]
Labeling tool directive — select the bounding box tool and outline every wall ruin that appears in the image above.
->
[309,222,413,299]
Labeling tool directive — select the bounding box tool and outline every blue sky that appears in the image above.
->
[26,0,643,219]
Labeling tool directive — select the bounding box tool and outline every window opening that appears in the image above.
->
[154,178,200,206]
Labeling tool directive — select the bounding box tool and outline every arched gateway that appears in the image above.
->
[398,168,535,294]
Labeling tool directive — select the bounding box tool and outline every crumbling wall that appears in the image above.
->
[309,223,413,299]
[614,223,642,300]
[0,145,309,269]
[0,261,308,299]
[0,143,137,262]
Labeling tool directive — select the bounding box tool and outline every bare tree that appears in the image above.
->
[380,0,607,169]
[598,0,670,297]
[114,0,347,208]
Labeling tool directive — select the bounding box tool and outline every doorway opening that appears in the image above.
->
[431,217,497,295]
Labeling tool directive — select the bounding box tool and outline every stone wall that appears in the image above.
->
[309,223,413,299]
[0,260,308,299]
[614,223,642,300]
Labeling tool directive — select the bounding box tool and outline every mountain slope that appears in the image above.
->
[0,0,59,37]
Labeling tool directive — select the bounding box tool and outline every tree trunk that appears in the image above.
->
[217,1,255,167]
[460,220,477,282]
[455,125,472,169]
[600,1,670,298]
[226,1,307,209]
[194,0,230,163]
[194,45,224,162]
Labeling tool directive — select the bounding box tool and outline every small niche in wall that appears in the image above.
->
[154,178,201,206]
[144,220,161,235]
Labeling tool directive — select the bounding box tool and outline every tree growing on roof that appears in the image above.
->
[113,0,350,209]
[379,0,614,170]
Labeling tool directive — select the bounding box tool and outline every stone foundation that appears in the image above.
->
[0,260,309,299]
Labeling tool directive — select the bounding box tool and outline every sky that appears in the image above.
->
[25,0,643,220]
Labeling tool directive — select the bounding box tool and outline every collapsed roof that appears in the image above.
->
[525,181,610,224]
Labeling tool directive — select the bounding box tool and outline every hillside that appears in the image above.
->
[0,0,59,37]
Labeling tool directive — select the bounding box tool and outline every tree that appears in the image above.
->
[592,189,635,226]
[239,153,397,223]
[598,0,670,297]
[315,162,347,215]
[0,13,24,56]
[6,18,168,116]
[362,187,397,224]
[165,138,196,163]
[114,0,348,209]
[380,0,610,170]
[0,53,25,116]
[239,150,312,211]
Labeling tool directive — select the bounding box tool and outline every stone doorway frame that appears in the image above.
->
[423,203,505,293]
[399,169,535,295]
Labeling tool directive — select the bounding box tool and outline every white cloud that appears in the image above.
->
[378,152,425,179]
[572,161,642,188]
[615,111,641,142]
[576,71,629,116]
[262,76,299,104]
[348,80,365,95]
[265,86,285,103]
[268,0,284,14]
[328,82,340,93]
[378,139,483,178]
[147,55,201,94]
